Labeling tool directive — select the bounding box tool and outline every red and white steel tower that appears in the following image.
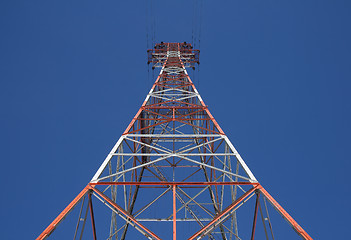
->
[37,42,312,240]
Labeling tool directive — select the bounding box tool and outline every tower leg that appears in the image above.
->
[36,186,90,240]
[259,186,312,240]
[173,185,177,240]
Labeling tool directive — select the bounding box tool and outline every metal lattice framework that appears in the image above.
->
[37,42,312,240]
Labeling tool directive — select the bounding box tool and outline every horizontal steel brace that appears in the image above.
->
[136,218,213,222]
[90,182,258,186]
[124,134,223,138]
[112,153,236,156]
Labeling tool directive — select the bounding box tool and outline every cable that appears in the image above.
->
[146,0,151,85]
[191,0,203,88]
[192,0,195,46]
[194,0,198,49]
[150,0,155,47]
[198,0,203,50]
[146,0,149,49]
[197,62,200,90]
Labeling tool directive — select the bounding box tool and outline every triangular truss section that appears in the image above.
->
[37,42,312,240]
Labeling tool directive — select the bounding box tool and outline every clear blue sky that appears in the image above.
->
[1,0,350,239]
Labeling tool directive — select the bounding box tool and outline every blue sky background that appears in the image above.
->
[1,0,350,239]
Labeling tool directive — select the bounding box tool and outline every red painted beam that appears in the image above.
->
[92,188,161,240]
[90,181,259,186]
[188,186,259,240]
[259,186,313,240]
[36,185,91,240]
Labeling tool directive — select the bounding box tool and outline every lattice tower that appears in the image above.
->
[37,42,312,240]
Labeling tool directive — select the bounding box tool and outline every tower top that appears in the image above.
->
[147,42,200,69]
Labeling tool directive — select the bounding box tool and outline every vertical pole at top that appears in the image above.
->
[173,185,177,240]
